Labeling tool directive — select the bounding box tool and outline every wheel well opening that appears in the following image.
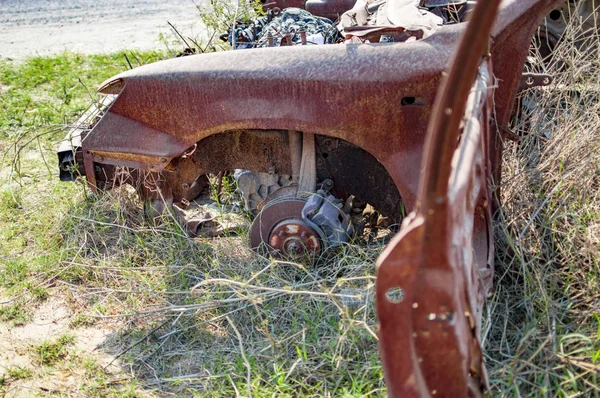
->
[163,129,405,224]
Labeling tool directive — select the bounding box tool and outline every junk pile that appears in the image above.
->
[225,0,470,48]
[227,7,340,48]
[338,0,444,43]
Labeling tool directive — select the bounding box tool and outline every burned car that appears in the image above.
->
[57,0,589,395]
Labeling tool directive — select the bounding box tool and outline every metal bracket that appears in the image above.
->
[519,73,553,90]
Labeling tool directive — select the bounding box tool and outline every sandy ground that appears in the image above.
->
[0,0,205,59]
[0,297,122,397]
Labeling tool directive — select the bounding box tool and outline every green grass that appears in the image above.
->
[32,334,75,366]
[0,303,29,325]
[0,51,165,132]
[0,366,33,387]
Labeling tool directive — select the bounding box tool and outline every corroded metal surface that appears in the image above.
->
[81,0,564,212]
[250,199,313,254]
[85,37,453,208]
[269,219,322,257]
[376,0,563,396]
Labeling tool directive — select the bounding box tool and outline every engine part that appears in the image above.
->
[257,8,338,47]
[234,170,293,215]
[269,218,322,256]
[228,7,340,49]
[301,189,354,247]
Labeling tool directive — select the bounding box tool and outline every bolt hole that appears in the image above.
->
[549,9,562,21]
[322,153,329,159]
[401,96,424,106]
[385,287,404,304]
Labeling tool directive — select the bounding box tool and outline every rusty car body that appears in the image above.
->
[57,0,580,395]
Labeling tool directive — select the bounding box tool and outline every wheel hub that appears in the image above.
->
[269,219,321,257]
[250,199,323,259]
[250,191,355,259]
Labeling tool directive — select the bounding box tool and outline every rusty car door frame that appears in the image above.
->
[375,0,563,396]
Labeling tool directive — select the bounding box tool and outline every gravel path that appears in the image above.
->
[0,0,204,59]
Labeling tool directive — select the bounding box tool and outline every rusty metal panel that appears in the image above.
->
[82,0,564,212]
[375,0,564,396]
[84,33,458,208]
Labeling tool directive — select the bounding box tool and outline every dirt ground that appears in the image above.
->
[0,0,204,59]
[0,297,123,397]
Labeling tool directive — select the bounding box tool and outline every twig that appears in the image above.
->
[78,77,97,103]
[123,53,133,70]
[36,134,53,179]
[183,36,201,53]
[203,29,218,53]
[168,21,192,48]
[193,278,365,299]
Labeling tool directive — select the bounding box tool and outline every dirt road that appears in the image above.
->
[0,0,204,59]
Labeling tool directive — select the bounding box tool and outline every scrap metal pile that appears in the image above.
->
[57,0,598,395]
[227,7,340,47]
[225,0,473,48]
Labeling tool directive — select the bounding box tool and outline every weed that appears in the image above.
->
[5,366,33,380]
[0,303,29,325]
[32,334,76,366]
[194,0,263,51]
[0,259,28,289]
[485,7,600,396]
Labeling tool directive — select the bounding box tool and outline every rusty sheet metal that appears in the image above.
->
[375,0,563,396]
[155,130,402,221]
[376,48,495,398]
[85,33,456,208]
[82,0,564,211]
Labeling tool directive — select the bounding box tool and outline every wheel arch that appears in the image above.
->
[161,129,408,221]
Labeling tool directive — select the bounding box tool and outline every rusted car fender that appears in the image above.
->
[82,0,560,213]
[85,36,458,209]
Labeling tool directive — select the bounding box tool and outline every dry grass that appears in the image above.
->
[3,172,388,396]
[485,10,600,396]
[55,185,387,396]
